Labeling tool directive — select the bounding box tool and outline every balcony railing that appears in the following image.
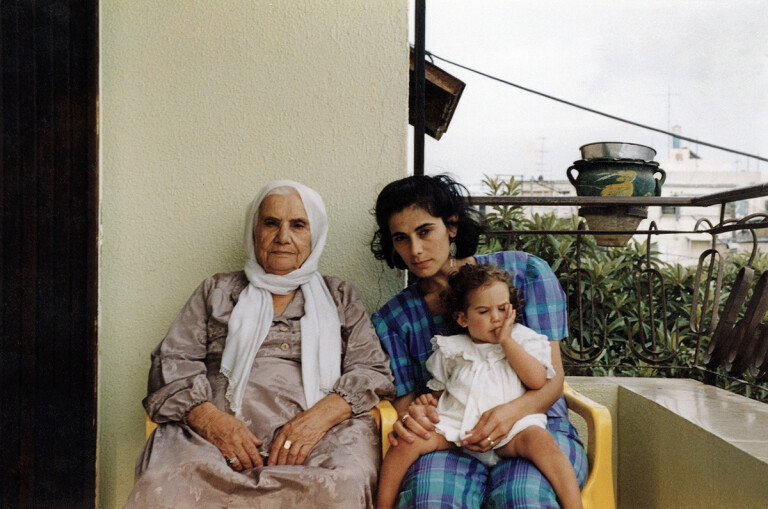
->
[471,182,768,401]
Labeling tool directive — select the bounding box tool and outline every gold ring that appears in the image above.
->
[401,414,411,423]
[488,438,495,447]
[283,440,292,450]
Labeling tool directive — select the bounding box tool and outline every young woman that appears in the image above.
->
[370,175,587,508]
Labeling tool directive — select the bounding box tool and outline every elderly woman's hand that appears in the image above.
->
[187,402,264,472]
[268,410,329,466]
[268,393,352,466]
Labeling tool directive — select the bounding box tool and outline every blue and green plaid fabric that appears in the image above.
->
[396,400,587,508]
[372,251,586,508]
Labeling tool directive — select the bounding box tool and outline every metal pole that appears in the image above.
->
[413,0,426,176]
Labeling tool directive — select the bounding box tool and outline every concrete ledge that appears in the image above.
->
[566,376,768,509]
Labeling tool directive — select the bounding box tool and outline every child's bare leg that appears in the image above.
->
[377,433,454,509]
[496,427,583,509]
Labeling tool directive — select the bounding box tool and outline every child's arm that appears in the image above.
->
[497,305,548,390]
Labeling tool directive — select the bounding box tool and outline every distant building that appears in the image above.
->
[649,147,765,263]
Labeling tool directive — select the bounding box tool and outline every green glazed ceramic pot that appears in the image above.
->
[567,159,666,197]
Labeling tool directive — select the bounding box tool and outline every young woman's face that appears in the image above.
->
[387,205,457,279]
[253,192,312,275]
[455,281,510,344]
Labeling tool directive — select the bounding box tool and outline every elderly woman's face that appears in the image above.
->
[254,192,312,275]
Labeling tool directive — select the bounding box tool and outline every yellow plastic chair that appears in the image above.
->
[369,399,398,457]
[564,381,615,509]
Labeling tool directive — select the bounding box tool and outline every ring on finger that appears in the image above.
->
[401,414,411,423]
[488,438,495,447]
[283,440,292,450]
[226,456,238,466]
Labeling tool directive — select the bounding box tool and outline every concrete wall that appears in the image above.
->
[98,1,408,506]
[569,377,768,509]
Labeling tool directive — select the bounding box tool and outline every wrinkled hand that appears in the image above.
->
[187,402,263,471]
[388,396,440,448]
[268,408,333,466]
[461,401,519,452]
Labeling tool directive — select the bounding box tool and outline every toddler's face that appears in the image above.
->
[455,281,511,344]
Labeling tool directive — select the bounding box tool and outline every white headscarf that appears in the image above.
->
[220,180,341,418]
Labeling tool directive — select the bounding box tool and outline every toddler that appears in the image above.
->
[377,263,582,509]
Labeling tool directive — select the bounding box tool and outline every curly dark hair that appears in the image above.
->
[370,175,485,270]
[444,264,524,326]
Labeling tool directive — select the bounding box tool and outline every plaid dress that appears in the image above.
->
[372,251,587,508]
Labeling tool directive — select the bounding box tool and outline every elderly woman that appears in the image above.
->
[126,180,395,508]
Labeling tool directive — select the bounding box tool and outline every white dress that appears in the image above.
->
[426,323,556,466]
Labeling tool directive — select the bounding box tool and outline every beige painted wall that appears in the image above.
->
[99,1,408,506]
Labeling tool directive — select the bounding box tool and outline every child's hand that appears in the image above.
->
[494,304,516,344]
[413,393,439,407]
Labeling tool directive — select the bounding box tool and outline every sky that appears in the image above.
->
[408,0,768,192]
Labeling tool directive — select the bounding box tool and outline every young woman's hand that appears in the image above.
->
[389,398,440,447]
[460,401,520,452]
